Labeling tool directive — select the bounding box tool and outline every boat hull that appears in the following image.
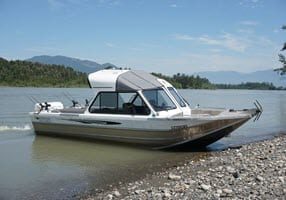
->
[32,116,250,149]
[164,119,248,149]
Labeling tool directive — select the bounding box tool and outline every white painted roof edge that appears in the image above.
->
[88,69,129,90]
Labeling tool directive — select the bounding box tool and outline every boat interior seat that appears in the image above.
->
[133,105,150,115]
[122,103,150,115]
[122,103,136,114]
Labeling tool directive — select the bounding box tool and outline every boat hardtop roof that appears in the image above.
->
[88,69,164,92]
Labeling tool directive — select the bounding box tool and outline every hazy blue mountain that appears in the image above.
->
[194,69,286,87]
[27,55,117,73]
[27,55,285,87]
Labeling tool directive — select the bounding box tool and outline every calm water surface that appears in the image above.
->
[0,88,285,199]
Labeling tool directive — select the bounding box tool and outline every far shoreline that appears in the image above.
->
[0,86,285,91]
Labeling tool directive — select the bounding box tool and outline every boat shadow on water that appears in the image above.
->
[30,134,213,192]
[32,133,219,153]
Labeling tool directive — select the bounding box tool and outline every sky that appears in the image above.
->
[0,0,285,74]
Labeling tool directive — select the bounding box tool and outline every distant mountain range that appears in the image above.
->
[26,55,286,87]
[195,70,286,87]
[27,55,117,73]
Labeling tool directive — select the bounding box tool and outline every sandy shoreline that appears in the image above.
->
[83,134,286,200]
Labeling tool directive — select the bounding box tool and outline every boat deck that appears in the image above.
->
[52,107,86,114]
[191,108,224,116]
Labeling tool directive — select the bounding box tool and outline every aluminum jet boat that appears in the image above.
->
[30,69,262,149]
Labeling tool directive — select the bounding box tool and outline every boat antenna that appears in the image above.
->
[27,95,37,104]
[27,95,49,112]
[63,92,80,107]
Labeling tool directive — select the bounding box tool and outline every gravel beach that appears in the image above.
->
[86,135,286,200]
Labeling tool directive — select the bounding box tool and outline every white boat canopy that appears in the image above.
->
[88,69,163,91]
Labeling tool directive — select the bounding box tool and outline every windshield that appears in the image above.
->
[167,87,186,107]
[142,89,176,111]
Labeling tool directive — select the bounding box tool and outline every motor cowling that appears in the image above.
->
[34,102,64,113]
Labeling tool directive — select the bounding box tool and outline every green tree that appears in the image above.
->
[274,25,286,75]
[152,72,214,89]
[0,57,88,87]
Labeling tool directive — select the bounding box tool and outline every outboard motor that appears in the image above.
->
[34,102,64,113]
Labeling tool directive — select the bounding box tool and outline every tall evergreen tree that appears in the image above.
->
[274,25,286,75]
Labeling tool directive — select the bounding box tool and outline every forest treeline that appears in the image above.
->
[152,72,285,90]
[0,57,284,90]
[151,72,215,89]
[215,82,285,90]
[0,57,87,87]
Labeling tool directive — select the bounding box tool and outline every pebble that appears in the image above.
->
[217,189,222,194]
[256,175,264,182]
[232,171,239,178]
[113,190,120,197]
[237,152,243,157]
[168,173,181,181]
[223,188,233,194]
[134,189,144,194]
[106,194,113,200]
[278,176,284,184]
[226,166,236,173]
[163,191,171,198]
[200,184,211,191]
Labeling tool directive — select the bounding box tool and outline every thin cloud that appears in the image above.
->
[105,42,145,51]
[25,46,63,53]
[139,43,161,48]
[174,33,249,52]
[169,29,278,73]
[105,42,116,48]
[198,35,221,45]
[209,49,222,53]
[175,31,277,54]
[181,52,276,72]
[220,33,249,52]
[240,20,259,26]
[47,0,89,10]
[239,0,262,8]
[154,50,275,73]
[273,29,279,33]
[169,4,177,8]
[173,34,194,41]
[97,0,120,7]
[47,0,65,10]
[237,29,254,34]
[47,0,119,10]
[128,47,143,51]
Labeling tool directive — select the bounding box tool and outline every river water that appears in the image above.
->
[0,88,285,199]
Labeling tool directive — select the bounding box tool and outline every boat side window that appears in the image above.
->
[100,92,117,112]
[132,94,143,106]
[167,87,186,107]
[89,92,150,115]
[142,89,177,111]
[130,94,150,115]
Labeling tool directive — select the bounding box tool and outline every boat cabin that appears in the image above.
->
[87,69,191,117]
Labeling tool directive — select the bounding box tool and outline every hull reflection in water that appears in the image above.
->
[30,136,201,193]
